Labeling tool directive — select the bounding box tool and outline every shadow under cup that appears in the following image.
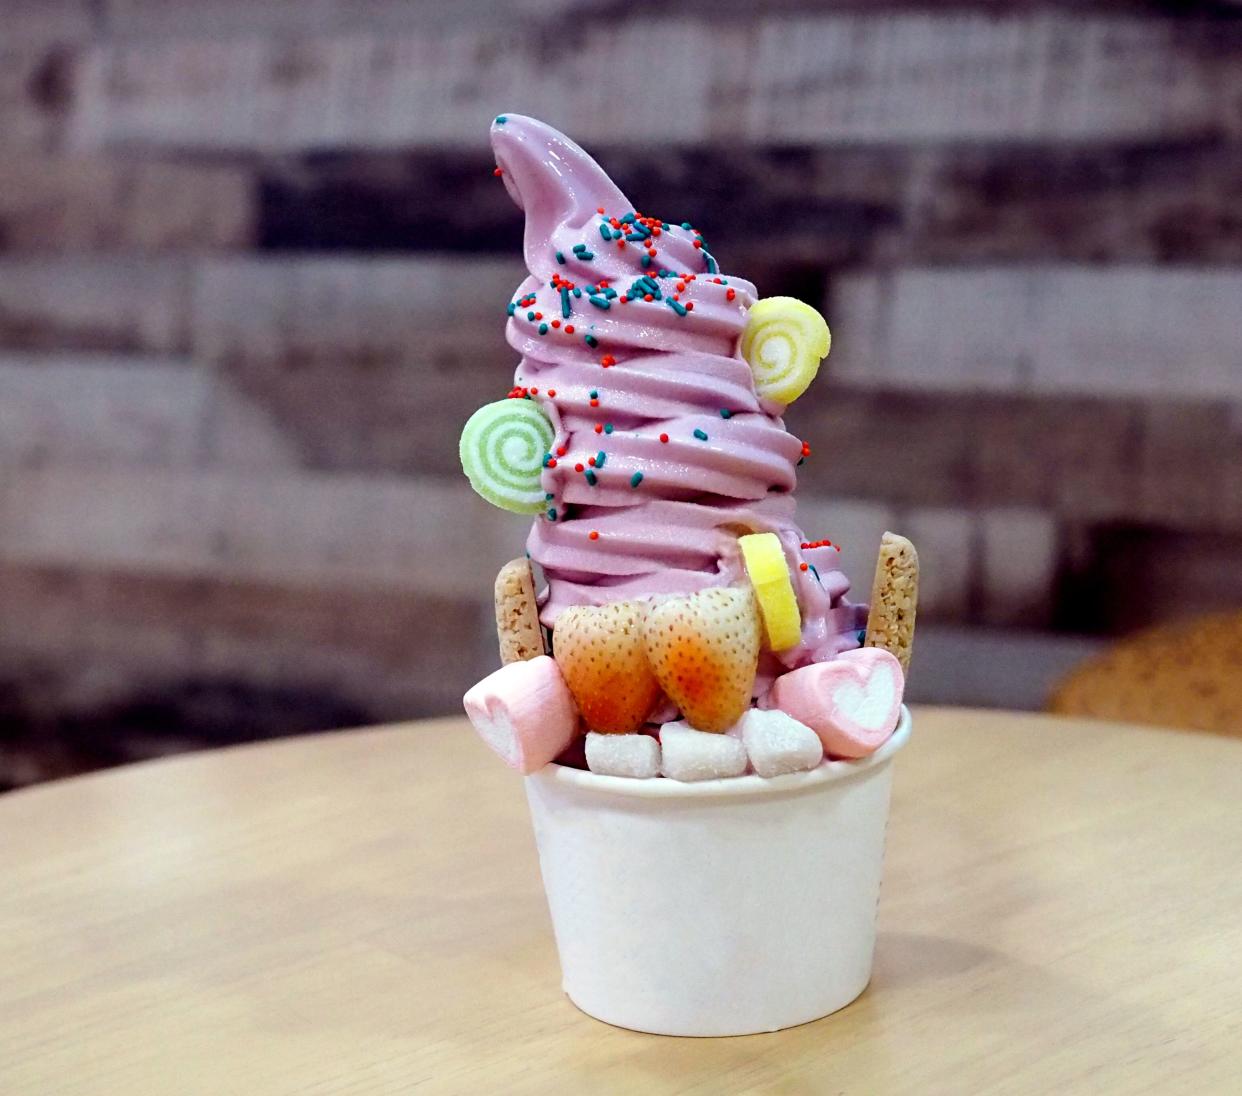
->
[523,707,912,1036]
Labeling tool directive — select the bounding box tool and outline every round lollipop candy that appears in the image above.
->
[739,296,831,406]
[460,398,555,514]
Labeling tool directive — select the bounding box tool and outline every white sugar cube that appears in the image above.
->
[659,720,748,782]
[733,708,823,777]
[586,731,661,779]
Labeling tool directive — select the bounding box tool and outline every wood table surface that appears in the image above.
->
[2,707,1240,1094]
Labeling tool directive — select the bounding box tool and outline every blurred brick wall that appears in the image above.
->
[2,0,1241,786]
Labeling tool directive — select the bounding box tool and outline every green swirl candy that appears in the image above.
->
[460,398,555,514]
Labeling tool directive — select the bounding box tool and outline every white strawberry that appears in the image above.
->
[553,601,663,734]
[644,587,761,733]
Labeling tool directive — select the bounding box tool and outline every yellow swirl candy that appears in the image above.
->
[739,296,831,406]
[460,398,555,514]
[738,532,802,651]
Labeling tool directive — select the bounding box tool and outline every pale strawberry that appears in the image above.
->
[552,600,663,734]
[644,587,761,733]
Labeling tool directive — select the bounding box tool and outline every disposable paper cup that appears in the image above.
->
[523,706,911,1036]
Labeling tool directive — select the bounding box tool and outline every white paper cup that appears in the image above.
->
[524,706,911,1036]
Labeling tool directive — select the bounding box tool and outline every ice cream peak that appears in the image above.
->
[487,114,862,676]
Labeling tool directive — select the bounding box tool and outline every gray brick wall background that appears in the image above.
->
[1,0,1240,786]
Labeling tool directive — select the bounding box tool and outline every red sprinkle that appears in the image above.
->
[588,530,599,541]
[588,456,597,467]
[597,206,605,213]
[575,463,585,472]
[530,387,538,394]
[726,288,736,301]
[644,293,653,302]
[685,301,694,311]
[551,319,561,328]
[600,354,616,367]
[594,424,604,434]
[590,398,599,407]
[546,459,557,468]
[659,433,669,443]
[493,167,503,176]
[547,389,556,396]
[799,562,809,572]
[565,324,575,334]
[534,313,543,320]
[556,446,568,457]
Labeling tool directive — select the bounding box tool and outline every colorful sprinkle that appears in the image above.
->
[589,530,600,540]
[495,115,507,124]
[630,471,644,487]
[555,251,565,264]
[584,334,598,348]
[538,322,548,335]
[693,428,709,441]
[720,409,732,418]
[595,450,606,469]
[604,423,614,434]
[666,298,687,317]
[584,470,598,486]
[547,509,557,521]
[659,433,669,443]
[799,562,809,572]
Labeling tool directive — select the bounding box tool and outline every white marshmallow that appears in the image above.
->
[659,720,748,782]
[732,708,824,778]
[585,732,662,779]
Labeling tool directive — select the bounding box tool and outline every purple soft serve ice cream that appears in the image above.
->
[489,114,863,694]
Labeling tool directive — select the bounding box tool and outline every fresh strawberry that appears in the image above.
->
[644,587,761,733]
[552,600,663,734]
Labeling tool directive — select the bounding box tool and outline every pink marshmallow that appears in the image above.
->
[769,647,904,759]
[463,656,580,773]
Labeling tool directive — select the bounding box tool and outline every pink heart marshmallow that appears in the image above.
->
[769,647,904,759]
[463,655,580,773]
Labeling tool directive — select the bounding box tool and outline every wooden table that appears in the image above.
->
[2,708,1240,1094]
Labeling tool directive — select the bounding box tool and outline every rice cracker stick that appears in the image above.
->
[864,532,918,674]
[494,557,546,664]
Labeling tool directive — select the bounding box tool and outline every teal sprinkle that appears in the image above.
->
[495,115,507,124]
[602,287,617,299]
[719,409,732,418]
[704,251,718,274]
[681,221,692,229]
[573,287,582,297]
[584,334,598,348]
[620,212,636,224]
[598,224,611,242]
[555,251,565,264]
[624,232,644,242]
[560,286,571,319]
[588,296,610,310]
[604,423,614,434]
[538,322,548,335]
[575,249,594,261]
[797,457,806,466]
[856,629,867,646]
[693,428,709,441]
[584,470,598,486]
[572,242,587,253]
[595,450,606,469]
[547,508,557,521]
[545,492,554,501]
[810,564,822,585]
[527,310,536,321]
[542,452,553,467]
[506,302,516,316]
[630,472,644,488]
[589,389,598,398]
[666,298,687,317]
[641,254,652,268]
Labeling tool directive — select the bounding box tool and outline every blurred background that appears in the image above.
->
[2,0,1240,788]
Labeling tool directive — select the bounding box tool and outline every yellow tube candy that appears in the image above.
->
[738,532,802,651]
[739,296,831,406]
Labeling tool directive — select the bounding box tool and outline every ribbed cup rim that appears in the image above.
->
[532,706,912,800]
